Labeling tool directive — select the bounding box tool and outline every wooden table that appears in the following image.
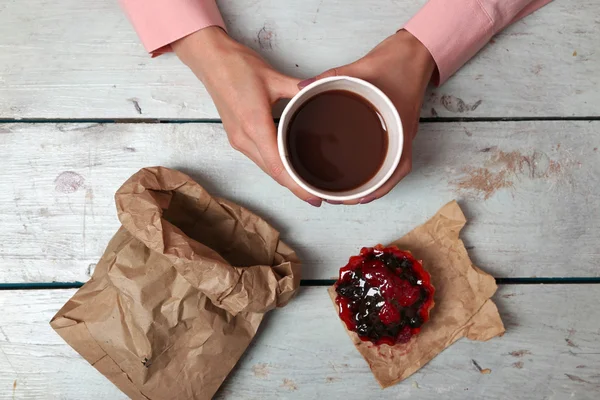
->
[1,1,599,398]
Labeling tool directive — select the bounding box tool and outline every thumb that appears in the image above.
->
[270,72,303,100]
[297,67,346,90]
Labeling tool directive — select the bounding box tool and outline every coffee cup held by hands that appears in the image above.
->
[278,76,403,203]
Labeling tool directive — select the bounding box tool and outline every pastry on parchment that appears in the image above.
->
[327,201,505,389]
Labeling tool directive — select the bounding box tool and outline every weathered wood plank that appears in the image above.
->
[0,122,598,283]
[0,0,598,119]
[1,286,599,399]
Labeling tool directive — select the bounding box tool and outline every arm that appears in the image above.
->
[118,0,226,56]
[404,0,553,85]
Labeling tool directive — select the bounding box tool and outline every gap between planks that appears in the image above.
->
[3,116,600,124]
[3,277,600,291]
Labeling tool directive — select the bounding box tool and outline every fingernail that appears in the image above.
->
[298,77,316,89]
[359,196,377,205]
[325,200,343,205]
[306,197,322,207]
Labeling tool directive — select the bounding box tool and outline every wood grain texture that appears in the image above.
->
[1,0,598,119]
[1,286,599,399]
[0,122,599,283]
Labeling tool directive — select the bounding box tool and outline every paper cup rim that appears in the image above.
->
[277,76,403,202]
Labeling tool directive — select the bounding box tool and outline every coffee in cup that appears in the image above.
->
[286,89,388,192]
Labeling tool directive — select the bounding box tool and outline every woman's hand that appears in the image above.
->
[299,30,436,205]
[172,27,322,207]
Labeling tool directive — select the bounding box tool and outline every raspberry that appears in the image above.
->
[396,325,413,344]
[395,280,422,307]
[378,302,401,325]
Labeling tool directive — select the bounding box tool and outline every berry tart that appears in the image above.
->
[334,245,435,346]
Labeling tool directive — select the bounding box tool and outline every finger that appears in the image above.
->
[250,115,323,207]
[297,66,346,89]
[230,133,301,197]
[296,60,375,90]
[269,72,302,100]
[264,152,323,207]
[363,143,413,203]
[228,132,269,172]
[236,138,297,196]
[343,198,362,206]
[230,133,321,207]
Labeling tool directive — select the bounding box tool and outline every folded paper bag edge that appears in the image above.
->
[114,167,301,316]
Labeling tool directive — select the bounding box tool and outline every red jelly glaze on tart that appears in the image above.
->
[334,245,435,346]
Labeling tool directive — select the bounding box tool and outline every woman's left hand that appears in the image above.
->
[299,30,436,205]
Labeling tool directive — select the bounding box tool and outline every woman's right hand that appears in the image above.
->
[172,27,321,207]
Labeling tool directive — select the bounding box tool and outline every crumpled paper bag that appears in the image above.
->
[328,200,504,388]
[50,167,301,400]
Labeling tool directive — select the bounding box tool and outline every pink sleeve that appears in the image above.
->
[119,0,226,57]
[404,0,553,85]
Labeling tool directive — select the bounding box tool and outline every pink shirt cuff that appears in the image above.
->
[119,0,226,56]
[404,0,552,85]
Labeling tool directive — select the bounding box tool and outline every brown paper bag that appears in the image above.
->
[328,200,505,387]
[50,167,301,400]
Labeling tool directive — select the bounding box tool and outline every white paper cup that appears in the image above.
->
[277,76,403,202]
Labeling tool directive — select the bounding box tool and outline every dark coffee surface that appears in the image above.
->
[286,90,388,192]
